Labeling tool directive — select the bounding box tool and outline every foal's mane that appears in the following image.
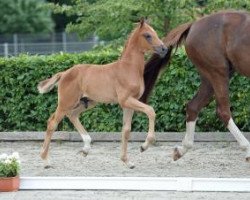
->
[120,22,144,58]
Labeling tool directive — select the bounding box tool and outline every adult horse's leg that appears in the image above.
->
[120,97,156,152]
[173,77,214,160]
[209,70,250,161]
[120,108,134,168]
[40,107,65,168]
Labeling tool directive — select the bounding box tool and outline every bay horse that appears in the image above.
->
[140,10,250,162]
[38,19,168,169]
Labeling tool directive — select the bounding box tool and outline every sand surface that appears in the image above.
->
[1,141,250,199]
[1,141,250,177]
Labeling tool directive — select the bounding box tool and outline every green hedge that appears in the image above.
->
[0,48,250,132]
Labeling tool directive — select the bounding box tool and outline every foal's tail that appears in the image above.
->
[140,22,193,103]
[38,72,63,94]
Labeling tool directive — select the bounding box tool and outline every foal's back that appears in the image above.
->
[185,11,250,77]
[58,61,120,104]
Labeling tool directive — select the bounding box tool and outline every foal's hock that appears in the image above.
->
[38,19,167,169]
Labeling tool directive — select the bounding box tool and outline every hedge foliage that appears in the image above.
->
[0,48,250,132]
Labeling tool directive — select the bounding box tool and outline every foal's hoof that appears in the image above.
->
[140,145,146,153]
[124,161,135,169]
[44,165,53,169]
[173,147,182,161]
[129,164,135,169]
[246,157,250,162]
[77,150,89,157]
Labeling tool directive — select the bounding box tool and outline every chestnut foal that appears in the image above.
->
[141,11,250,162]
[38,19,167,169]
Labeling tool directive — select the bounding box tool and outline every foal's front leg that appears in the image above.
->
[121,108,134,168]
[121,97,156,152]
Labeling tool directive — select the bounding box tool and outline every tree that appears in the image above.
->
[50,0,199,40]
[193,0,250,17]
[50,0,250,41]
[0,0,54,34]
[47,0,77,32]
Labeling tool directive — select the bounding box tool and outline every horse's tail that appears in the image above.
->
[37,72,63,94]
[140,22,193,103]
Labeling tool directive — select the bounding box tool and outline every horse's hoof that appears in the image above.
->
[246,157,250,162]
[44,165,53,169]
[78,150,88,157]
[129,164,135,169]
[173,147,182,161]
[140,146,146,153]
[124,161,135,169]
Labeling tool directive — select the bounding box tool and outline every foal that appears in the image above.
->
[141,10,250,162]
[38,19,167,168]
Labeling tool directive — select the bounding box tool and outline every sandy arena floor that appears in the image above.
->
[1,141,250,199]
[1,141,250,177]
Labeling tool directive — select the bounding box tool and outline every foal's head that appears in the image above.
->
[134,19,168,57]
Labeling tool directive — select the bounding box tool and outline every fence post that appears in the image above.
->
[4,43,8,58]
[62,32,67,52]
[13,34,18,55]
[93,35,99,46]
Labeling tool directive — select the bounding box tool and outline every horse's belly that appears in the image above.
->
[84,86,117,103]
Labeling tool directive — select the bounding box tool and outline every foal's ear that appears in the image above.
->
[139,17,145,28]
[139,17,149,28]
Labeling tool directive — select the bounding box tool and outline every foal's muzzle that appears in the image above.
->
[154,45,168,57]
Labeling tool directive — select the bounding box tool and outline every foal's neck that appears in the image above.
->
[120,35,145,69]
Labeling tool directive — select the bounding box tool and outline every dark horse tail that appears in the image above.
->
[140,22,193,103]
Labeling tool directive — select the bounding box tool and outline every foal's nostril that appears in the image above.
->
[154,45,168,57]
[161,45,168,53]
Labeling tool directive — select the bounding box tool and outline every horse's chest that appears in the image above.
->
[138,82,145,97]
[133,79,145,99]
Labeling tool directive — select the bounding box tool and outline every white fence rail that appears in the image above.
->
[20,177,250,192]
[0,32,100,57]
[0,41,97,57]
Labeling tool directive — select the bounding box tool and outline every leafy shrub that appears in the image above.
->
[0,48,249,132]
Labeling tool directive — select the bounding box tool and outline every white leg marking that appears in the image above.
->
[80,134,91,152]
[174,120,197,158]
[227,118,250,160]
[174,120,197,159]
[182,120,196,149]
[227,118,250,150]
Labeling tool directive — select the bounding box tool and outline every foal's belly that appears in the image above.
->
[85,90,118,103]
[83,79,118,103]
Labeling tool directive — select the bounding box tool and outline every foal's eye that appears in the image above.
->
[143,33,152,41]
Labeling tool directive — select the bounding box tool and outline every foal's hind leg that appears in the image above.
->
[67,103,96,156]
[40,107,65,168]
[121,108,134,168]
[173,77,214,161]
